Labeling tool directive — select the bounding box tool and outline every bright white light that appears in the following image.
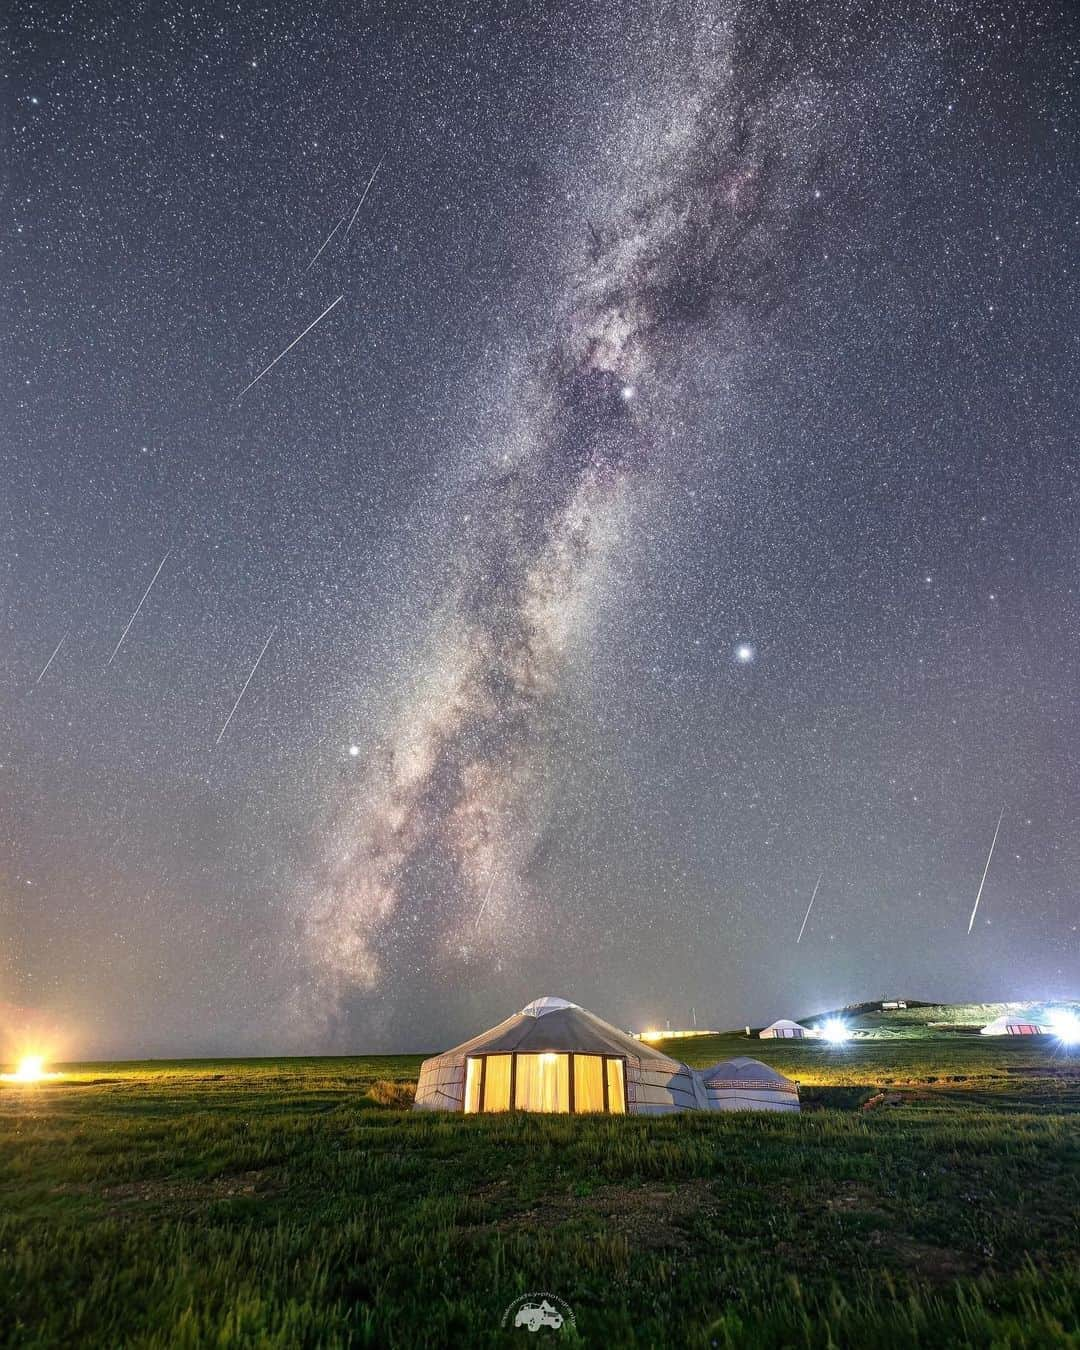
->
[1048,1010,1080,1045]
[1,1055,60,1084]
[735,644,755,664]
[348,745,360,758]
[821,1018,850,1045]
[621,385,636,401]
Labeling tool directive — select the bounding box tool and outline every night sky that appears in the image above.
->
[4,1,1079,1059]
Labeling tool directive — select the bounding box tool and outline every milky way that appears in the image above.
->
[299,4,841,1028]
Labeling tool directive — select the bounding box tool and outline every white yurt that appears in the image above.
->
[980,1014,1047,1036]
[697,1056,801,1112]
[413,996,704,1116]
[759,1018,814,1040]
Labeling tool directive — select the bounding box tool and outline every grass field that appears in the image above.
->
[2,1030,1079,1347]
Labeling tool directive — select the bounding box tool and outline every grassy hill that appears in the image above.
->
[1,1036,1078,1347]
[794,999,1080,1037]
[655,1000,1080,1103]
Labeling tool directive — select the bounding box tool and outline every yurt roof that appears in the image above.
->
[699,1056,796,1088]
[520,995,577,1016]
[763,1019,807,1031]
[431,997,682,1064]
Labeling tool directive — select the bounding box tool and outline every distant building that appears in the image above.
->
[759,1018,815,1040]
[697,1057,801,1112]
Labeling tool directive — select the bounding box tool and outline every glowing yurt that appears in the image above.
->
[979,1015,1047,1036]
[759,1018,814,1040]
[698,1056,801,1112]
[413,996,704,1115]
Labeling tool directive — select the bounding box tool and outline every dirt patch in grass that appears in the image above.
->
[51,1171,282,1216]
[824,1182,888,1214]
[869,1232,980,1280]
[489,1178,719,1251]
[816,1184,979,1282]
[861,1091,905,1111]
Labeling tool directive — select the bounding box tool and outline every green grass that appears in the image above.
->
[1,1039,1078,1347]
[796,1000,1080,1037]
[665,1030,1080,1106]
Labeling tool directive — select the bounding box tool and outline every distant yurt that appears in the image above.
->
[698,1056,801,1112]
[759,1018,813,1040]
[980,1015,1047,1036]
[413,996,704,1116]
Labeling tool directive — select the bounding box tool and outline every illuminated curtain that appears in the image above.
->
[605,1058,626,1113]
[573,1055,605,1112]
[514,1053,570,1112]
[482,1055,512,1112]
[464,1057,482,1113]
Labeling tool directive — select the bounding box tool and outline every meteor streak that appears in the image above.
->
[106,552,171,667]
[304,155,385,270]
[796,872,823,944]
[214,629,276,746]
[475,872,497,929]
[967,806,1004,934]
[342,153,386,241]
[305,212,348,271]
[34,634,67,685]
[237,295,344,400]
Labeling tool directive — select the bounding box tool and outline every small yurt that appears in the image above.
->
[414,996,704,1116]
[980,1015,1047,1036]
[697,1056,801,1112]
[759,1018,813,1040]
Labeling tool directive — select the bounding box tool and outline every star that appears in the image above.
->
[735,644,755,664]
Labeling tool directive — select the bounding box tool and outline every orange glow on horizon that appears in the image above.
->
[1,1054,62,1084]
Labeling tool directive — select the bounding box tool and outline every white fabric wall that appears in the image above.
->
[626,1061,706,1114]
[703,1085,800,1112]
[414,1057,465,1110]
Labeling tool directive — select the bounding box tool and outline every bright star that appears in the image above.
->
[348,745,360,758]
[621,385,635,401]
[735,644,755,664]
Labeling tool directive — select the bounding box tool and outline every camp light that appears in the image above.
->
[1047,1009,1080,1046]
[1,1055,58,1083]
[821,1018,851,1045]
